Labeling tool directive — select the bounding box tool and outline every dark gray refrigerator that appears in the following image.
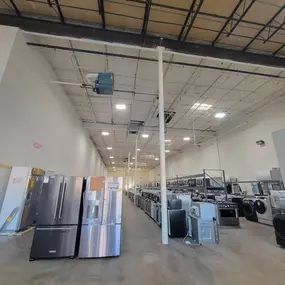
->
[29,175,83,261]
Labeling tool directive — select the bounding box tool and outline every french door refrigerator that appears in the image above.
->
[29,175,83,261]
[0,167,45,234]
[78,176,123,258]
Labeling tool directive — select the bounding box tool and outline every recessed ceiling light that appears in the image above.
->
[115,104,126,110]
[111,162,115,164]
[183,137,190,141]
[191,103,212,111]
[165,150,170,153]
[137,149,140,151]
[215,112,226,118]
[142,134,149,138]
[165,139,171,143]
[109,156,114,159]
[102,131,109,136]
[130,162,133,165]
[155,158,159,161]
[113,166,116,169]
[132,157,135,159]
[107,147,112,150]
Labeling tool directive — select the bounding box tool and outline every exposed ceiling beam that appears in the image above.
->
[243,4,285,51]
[212,0,245,45]
[8,0,21,16]
[2,14,285,68]
[178,0,196,41]
[263,19,285,44]
[181,0,204,42]
[98,0,106,28]
[51,0,65,23]
[141,0,152,38]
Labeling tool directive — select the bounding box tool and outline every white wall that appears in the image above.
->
[0,28,106,176]
[150,98,285,182]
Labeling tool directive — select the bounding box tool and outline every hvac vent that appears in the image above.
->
[157,111,176,124]
[128,120,144,135]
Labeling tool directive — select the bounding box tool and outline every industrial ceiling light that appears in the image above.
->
[116,104,126,110]
[132,157,135,159]
[102,131,109,136]
[155,158,159,161]
[165,150,170,153]
[215,112,226,118]
[113,166,115,169]
[109,156,114,159]
[183,137,191,141]
[191,103,212,111]
[130,162,134,165]
[165,139,171,143]
[111,162,115,164]
[137,148,140,151]
[107,147,112,150]
[142,134,149,138]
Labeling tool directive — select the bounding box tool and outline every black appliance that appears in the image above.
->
[231,197,245,217]
[215,201,239,226]
[29,175,83,261]
[168,209,186,238]
[273,210,285,248]
[243,199,258,222]
[168,198,182,210]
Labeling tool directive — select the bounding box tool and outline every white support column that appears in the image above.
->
[134,135,138,198]
[157,46,168,245]
[127,151,131,192]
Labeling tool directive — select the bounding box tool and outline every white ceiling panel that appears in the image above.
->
[42,50,74,70]
[236,76,268,91]
[55,69,81,82]
[76,54,106,71]
[63,85,86,96]
[225,90,252,101]
[213,73,246,89]
[108,58,138,77]
[164,65,195,83]
[204,88,230,100]
[71,40,106,52]
[137,62,158,81]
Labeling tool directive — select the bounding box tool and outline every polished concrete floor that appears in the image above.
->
[0,197,285,284]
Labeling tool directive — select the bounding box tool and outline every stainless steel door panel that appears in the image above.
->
[82,187,103,225]
[30,225,78,259]
[102,187,122,224]
[57,177,83,225]
[78,224,121,258]
[36,176,64,226]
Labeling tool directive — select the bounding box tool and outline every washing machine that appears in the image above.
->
[242,197,258,222]
[270,191,285,248]
[254,196,273,226]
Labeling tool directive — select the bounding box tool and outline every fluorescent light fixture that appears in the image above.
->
[137,148,140,151]
[102,131,109,136]
[165,150,170,153]
[142,134,149,138]
[111,162,115,164]
[115,104,126,110]
[109,156,114,159]
[130,162,134,165]
[191,103,212,111]
[107,147,112,150]
[132,157,135,159]
[215,112,226,118]
[155,158,159,161]
[113,166,116,169]
[165,139,171,143]
[183,137,190,141]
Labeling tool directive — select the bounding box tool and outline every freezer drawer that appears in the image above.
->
[78,224,121,258]
[29,225,78,260]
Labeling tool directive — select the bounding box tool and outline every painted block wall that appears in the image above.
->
[0,28,106,177]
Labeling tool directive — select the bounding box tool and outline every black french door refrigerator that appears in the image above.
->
[29,175,83,261]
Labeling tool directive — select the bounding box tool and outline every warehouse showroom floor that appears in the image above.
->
[2,0,285,284]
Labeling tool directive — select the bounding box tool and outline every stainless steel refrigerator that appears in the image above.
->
[29,175,83,261]
[0,167,45,234]
[78,176,123,258]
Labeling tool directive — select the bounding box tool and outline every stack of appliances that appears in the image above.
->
[242,197,259,222]
[29,175,83,261]
[187,202,219,245]
[270,190,285,248]
[215,201,239,226]
[254,196,273,226]
[78,176,123,258]
[0,167,45,234]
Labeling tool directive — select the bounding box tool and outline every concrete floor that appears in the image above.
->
[0,197,285,285]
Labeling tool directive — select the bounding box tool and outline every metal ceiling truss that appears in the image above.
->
[212,0,256,45]
[141,0,152,38]
[2,9,285,67]
[8,0,21,16]
[243,4,285,51]
[98,0,106,28]
[47,0,65,23]
[179,0,204,42]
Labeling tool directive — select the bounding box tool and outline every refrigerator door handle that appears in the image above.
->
[54,182,63,219]
[59,182,67,219]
